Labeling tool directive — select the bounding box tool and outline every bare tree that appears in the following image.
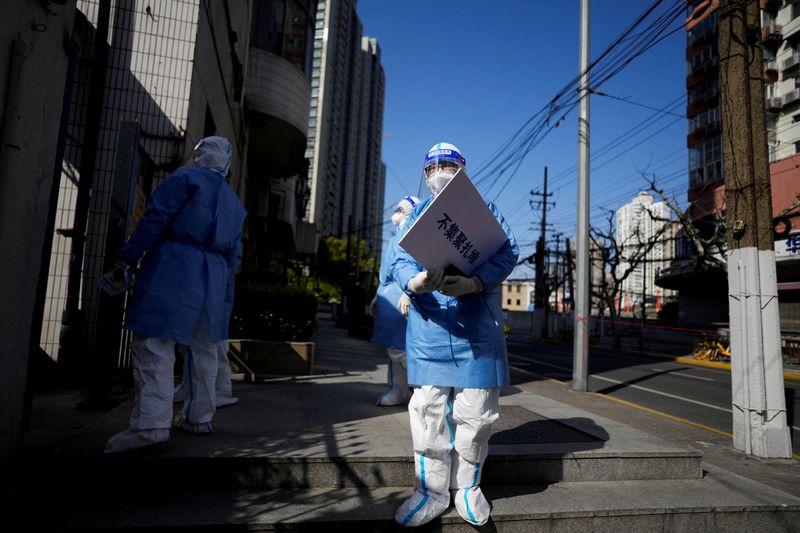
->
[590,208,670,349]
[646,175,726,271]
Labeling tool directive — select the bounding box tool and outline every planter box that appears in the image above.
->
[229,339,314,377]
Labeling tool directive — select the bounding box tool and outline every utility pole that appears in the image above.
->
[566,237,574,309]
[719,0,791,457]
[573,0,591,392]
[531,167,554,337]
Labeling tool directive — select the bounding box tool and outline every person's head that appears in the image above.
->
[423,142,465,197]
[391,195,420,230]
[192,136,232,176]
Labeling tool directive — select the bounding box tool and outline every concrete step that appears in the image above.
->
[17,464,800,532]
[27,444,702,492]
[18,384,703,490]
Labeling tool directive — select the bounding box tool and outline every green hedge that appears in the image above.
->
[231,283,319,342]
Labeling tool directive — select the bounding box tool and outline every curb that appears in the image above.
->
[516,333,800,382]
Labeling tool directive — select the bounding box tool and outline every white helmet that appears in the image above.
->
[423,142,465,197]
[192,136,232,176]
[391,195,420,229]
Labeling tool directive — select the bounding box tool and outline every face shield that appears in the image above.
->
[192,136,233,176]
[423,144,465,197]
[390,195,419,230]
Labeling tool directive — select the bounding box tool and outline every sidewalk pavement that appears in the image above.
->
[10,316,800,531]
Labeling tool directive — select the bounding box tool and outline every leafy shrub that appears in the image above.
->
[231,282,319,341]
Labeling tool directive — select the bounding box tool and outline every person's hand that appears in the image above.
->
[439,275,482,297]
[369,296,377,316]
[112,258,128,282]
[407,267,444,295]
[397,294,411,317]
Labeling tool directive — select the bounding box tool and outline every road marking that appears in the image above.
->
[648,368,715,382]
[509,362,800,461]
[512,355,733,413]
[511,355,800,432]
[595,393,734,437]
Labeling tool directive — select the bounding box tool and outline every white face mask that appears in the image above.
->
[426,169,456,197]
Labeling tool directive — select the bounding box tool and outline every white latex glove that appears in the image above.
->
[407,267,444,295]
[369,296,377,316]
[397,294,411,317]
[439,275,483,297]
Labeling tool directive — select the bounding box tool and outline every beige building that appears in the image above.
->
[501,279,535,312]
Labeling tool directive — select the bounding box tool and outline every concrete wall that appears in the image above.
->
[0,0,77,472]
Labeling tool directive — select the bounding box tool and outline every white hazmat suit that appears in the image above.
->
[392,143,518,527]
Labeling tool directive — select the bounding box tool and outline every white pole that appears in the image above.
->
[573,0,591,391]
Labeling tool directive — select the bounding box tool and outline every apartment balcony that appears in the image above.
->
[782,53,800,72]
[766,95,783,113]
[686,56,719,88]
[762,23,783,45]
[687,90,719,117]
[783,89,800,107]
[687,121,721,148]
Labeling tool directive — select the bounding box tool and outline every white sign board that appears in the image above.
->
[398,168,508,276]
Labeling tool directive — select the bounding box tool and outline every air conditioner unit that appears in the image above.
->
[782,54,800,71]
[783,89,800,105]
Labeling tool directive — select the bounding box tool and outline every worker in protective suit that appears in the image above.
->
[104,136,247,453]
[392,142,518,527]
[370,195,420,406]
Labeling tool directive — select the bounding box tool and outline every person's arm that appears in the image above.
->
[391,209,421,295]
[118,168,193,264]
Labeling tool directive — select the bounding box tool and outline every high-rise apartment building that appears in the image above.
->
[657,0,800,325]
[615,191,675,312]
[305,0,386,258]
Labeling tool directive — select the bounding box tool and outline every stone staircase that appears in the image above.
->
[11,320,800,531]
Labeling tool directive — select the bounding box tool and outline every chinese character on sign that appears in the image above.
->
[437,213,452,231]
[453,231,467,250]
[460,241,473,257]
[444,223,460,241]
[787,236,800,254]
[467,249,480,265]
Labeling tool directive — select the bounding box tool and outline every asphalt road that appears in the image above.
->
[505,334,800,455]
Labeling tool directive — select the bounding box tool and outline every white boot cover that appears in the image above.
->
[104,428,170,454]
[450,387,499,526]
[377,349,411,406]
[395,386,453,527]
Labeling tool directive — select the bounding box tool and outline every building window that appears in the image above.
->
[506,299,511,305]
[516,299,521,306]
[251,0,315,76]
[516,285,521,293]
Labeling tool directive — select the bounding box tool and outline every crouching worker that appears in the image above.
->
[371,195,420,406]
[392,143,518,527]
[104,136,246,453]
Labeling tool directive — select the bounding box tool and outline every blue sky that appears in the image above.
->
[357,0,688,279]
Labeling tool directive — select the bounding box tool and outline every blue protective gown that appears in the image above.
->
[119,166,247,344]
[371,229,407,349]
[392,198,519,388]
